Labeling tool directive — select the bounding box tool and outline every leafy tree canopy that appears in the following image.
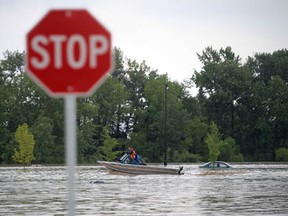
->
[12,123,35,166]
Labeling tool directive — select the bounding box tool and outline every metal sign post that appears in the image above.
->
[65,95,76,215]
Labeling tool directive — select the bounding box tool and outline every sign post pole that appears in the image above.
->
[65,95,76,216]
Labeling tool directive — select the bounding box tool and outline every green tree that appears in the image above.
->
[78,122,101,163]
[131,75,191,162]
[193,46,251,138]
[112,47,126,80]
[205,122,221,164]
[244,49,288,160]
[12,123,35,166]
[180,117,209,161]
[0,51,26,163]
[99,127,121,161]
[31,115,56,164]
[219,137,243,162]
[3,47,288,164]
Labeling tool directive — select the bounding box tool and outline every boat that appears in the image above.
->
[98,161,183,175]
[199,161,232,168]
[98,153,184,175]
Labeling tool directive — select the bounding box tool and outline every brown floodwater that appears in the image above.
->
[0,163,287,215]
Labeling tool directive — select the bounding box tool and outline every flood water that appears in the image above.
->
[0,163,288,215]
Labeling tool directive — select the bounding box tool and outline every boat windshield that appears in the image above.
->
[118,153,146,165]
[119,153,128,162]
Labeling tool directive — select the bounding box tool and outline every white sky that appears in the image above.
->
[1,0,288,89]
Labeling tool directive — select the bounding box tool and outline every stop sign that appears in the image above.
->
[26,9,113,96]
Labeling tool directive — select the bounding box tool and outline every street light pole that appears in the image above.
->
[164,78,168,167]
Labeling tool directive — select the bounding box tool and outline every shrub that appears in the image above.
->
[219,137,244,162]
[275,148,288,162]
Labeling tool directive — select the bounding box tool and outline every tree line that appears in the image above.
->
[1,46,288,165]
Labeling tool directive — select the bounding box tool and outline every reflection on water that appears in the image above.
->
[0,164,288,215]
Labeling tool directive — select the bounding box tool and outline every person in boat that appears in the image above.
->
[128,146,140,164]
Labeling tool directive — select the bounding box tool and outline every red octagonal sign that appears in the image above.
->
[26,9,113,97]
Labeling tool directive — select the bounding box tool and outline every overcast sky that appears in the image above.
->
[1,0,288,86]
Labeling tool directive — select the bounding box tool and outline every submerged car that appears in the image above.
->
[199,161,232,168]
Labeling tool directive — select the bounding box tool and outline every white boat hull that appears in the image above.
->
[98,161,183,175]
